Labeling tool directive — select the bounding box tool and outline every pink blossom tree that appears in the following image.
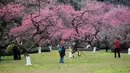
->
[10,3,78,53]
[104,6,130,49]
[70,2,113,47]
[69,1,130,50]
[0,2,25,45]
[8,0,130,53]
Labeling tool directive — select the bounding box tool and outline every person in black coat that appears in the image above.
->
[12,45,18,60]
[17,47,21,60]
[12,44,21,60]
[72,40,80,56]
[59,40,65,63]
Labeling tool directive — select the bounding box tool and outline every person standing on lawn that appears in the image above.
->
[113,37,121,58]
[58,40,65,63]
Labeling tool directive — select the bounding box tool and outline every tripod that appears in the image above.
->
[72,48,87,58]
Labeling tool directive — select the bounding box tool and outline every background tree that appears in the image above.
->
[1,0,130,55]
[97,0,130,7]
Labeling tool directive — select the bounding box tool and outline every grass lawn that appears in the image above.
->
[0,50,130,73]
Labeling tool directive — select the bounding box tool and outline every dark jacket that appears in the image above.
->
[12,46,18,53]
[59,44,65,56]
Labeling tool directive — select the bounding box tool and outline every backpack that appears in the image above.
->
[58,47,62,53]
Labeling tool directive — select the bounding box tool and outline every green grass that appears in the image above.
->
[0,50,130,73]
